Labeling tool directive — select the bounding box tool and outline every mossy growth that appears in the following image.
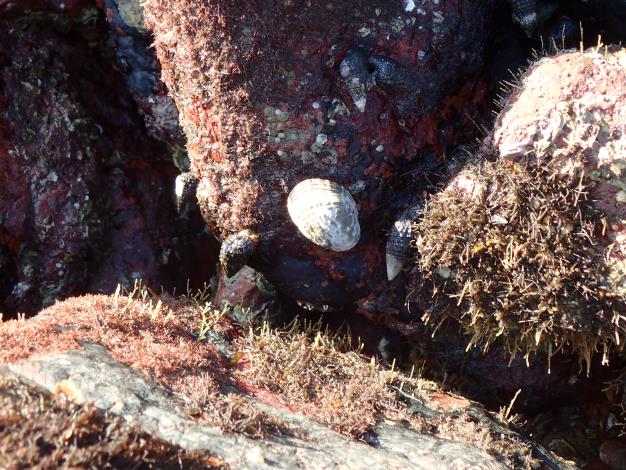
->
[237,319,535,467]
[415,152,625,371]
[239,320,397,436]
[0,374,225,469]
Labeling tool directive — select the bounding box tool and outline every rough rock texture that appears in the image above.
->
[0,16,214,315]
[0,0,93,17]
[142,0,497,308]
[0,292,573,469]
[5,345,508,470]
[493,48,626,274]
[413,48,626,367]
[102,0,186,149]
[0,372,224,469]
[213,266,286,327]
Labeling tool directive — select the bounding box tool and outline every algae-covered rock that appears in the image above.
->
[0,18,211,314]
[0,289,575,469]
[413,48,626,367]
[142,0,498,309]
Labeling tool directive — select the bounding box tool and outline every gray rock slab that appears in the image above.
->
[6,343,506,470]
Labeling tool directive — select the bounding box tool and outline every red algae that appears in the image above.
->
[142,0,498,307]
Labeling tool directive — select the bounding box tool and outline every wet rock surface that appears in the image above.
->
[0,1,625,468]
[142,0,499,308]
[0,0,93,18]
[101,0,186,148]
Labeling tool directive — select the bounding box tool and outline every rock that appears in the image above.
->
[100,0,186,149]
[413,48,626,367]
[493,49,625,250]
[142,0,498,309]
[0,291,570,469]
[492,47,625,302]
[600,439,626,470]
[0,17,215,314]
[0,371,224,469]
[213,266,286,327]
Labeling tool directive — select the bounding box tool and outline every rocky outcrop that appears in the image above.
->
[142,0,498,309]
[413,48,626,367]
[0,13,215,315]
[0,371,224,469]
[0,290,574,469]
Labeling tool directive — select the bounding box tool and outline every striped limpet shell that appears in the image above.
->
[287,178,360,252]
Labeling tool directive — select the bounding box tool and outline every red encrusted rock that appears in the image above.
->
[142,0,497,308]
[0,20,214,315]
[213,266,283,326]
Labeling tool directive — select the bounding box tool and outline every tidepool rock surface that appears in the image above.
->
[0,292,573,469]
[142,0,498,309]
[0,13,213,315]
[412,48,626,367]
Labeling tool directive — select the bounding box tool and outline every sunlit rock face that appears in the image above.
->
[413,48,626,365]
[143,0,497,308]
[492,48,626,298]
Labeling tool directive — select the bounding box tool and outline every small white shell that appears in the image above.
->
[287,178,360,252]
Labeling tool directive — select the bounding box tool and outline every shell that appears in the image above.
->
[287,178,360,252]
[219,230,258,278]
[369,55,416,94]
[386,205,421,281]
[174,171,198,214]
[340,47,372,113]
[509,0,537,36]
[508,0,557,37]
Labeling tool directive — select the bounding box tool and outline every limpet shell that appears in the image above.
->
[287,178,360,252]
